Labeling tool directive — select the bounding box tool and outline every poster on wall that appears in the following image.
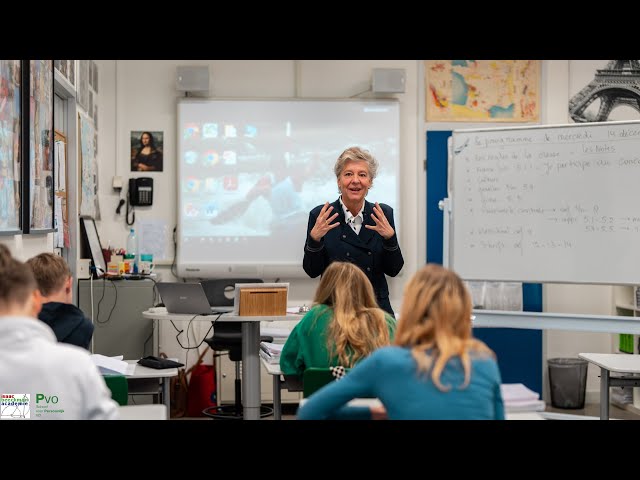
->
[569,60,640,123]
[0,60,22,235]
[79,113,100,219]
[28,59,54,233]
[130,131,164,172]
[77,60,90,112]
[425,60,540,122]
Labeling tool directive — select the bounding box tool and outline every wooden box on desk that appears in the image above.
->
[238,287,287,316]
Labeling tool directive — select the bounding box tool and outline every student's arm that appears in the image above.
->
[494,383,505,420]
[385,313,397,341]
[279,322,305,377]
[492,362,506,420]
[82,360,120,420]
[297,352,382,420]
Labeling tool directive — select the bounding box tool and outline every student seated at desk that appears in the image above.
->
[0,245,118,420]
[297,264,505,420]
[280,261,396,378]
[26,253,94,350]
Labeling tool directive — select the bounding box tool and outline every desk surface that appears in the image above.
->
[579,353,640,373]
[125,360,178,379]
[260,357,282,375]
[142,308,301,323]
[118,404,167,420]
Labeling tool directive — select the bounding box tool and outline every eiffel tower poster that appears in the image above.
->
[569,60,640,123]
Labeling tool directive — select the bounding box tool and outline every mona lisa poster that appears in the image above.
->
[131,130,163,172]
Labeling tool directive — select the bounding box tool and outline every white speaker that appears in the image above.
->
[371,68,406,93]
[176,66,210,93]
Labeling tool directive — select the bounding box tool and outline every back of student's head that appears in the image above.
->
[26,253,71,296]
[0,244,37,311]
[395,263,493,390]
[313,261,390,367]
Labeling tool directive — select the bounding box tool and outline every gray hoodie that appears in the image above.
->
[0,317,119,420]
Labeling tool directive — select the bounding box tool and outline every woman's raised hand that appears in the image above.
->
[310,202,339,242]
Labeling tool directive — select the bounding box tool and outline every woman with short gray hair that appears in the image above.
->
[303,146,404,317]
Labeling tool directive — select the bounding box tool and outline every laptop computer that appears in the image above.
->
[156,282,233,315]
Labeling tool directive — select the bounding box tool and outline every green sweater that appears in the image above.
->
[279,304,396,376]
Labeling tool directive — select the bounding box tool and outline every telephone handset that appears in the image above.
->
[129,177,153,206]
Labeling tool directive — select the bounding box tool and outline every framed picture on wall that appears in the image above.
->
[0,60,22,235]
[131,131,164,172]
[25,59,54,233]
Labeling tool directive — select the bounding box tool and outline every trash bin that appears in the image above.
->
[548,358,588,409]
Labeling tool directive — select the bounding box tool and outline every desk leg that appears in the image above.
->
[162,378,170,419]
[600,367,609,421]
[241,322,261,420]
[153,318,159,357]
[273,375,282,420]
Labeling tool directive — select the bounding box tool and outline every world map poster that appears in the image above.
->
[425,60,540,122]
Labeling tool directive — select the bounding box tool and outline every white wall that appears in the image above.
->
[0,234,54,261]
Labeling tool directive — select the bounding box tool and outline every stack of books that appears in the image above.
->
[501,383,545,412]
[259,342,284,365]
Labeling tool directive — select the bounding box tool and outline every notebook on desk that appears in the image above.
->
[156,282,232,315]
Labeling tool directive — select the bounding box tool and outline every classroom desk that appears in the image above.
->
[297,398,544,419]
[578,353,640,420]
[142,309,300,420]
[118,404,167,420]
[472,310,640,334]
[124,360,177,419]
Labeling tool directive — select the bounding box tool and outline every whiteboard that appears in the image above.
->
[450,120,640,285]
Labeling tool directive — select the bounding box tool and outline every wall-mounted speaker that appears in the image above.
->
[371,68,406,94]
[176,66,210,93]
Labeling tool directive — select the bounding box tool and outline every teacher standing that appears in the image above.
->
[303,146,404,317]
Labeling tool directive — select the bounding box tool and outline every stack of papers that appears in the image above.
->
[501,383,545,412]
[91,354,136,376]
[259,342,284,365]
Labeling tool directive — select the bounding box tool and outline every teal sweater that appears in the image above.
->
[297,346,505,420]
[280,304,396,376]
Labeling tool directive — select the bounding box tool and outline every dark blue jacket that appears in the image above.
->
[303,199,404,317]
[38,302,94,350]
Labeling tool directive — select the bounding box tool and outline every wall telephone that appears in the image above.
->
[129,177,153,206]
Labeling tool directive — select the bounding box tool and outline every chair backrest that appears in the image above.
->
[200,278,264,307]
[303,367,350,397]
[103,375,128,406]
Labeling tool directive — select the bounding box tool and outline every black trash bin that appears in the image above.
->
[548,358,588,409]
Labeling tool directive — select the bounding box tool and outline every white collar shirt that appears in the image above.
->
[339,196,364,235]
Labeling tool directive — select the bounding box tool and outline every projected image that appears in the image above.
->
[131,131,164,172]
[177,99,400,272]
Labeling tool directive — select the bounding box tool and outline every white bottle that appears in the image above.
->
[126,228,138,268]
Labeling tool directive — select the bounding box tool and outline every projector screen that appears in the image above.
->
[177,98,400,278]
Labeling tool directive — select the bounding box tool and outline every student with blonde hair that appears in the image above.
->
[0,245,118,420]
[280,261,396,377]
[297,263,504,420]
[26,253,93,349]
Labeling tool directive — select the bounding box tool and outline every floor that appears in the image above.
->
[545,402,640,420]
